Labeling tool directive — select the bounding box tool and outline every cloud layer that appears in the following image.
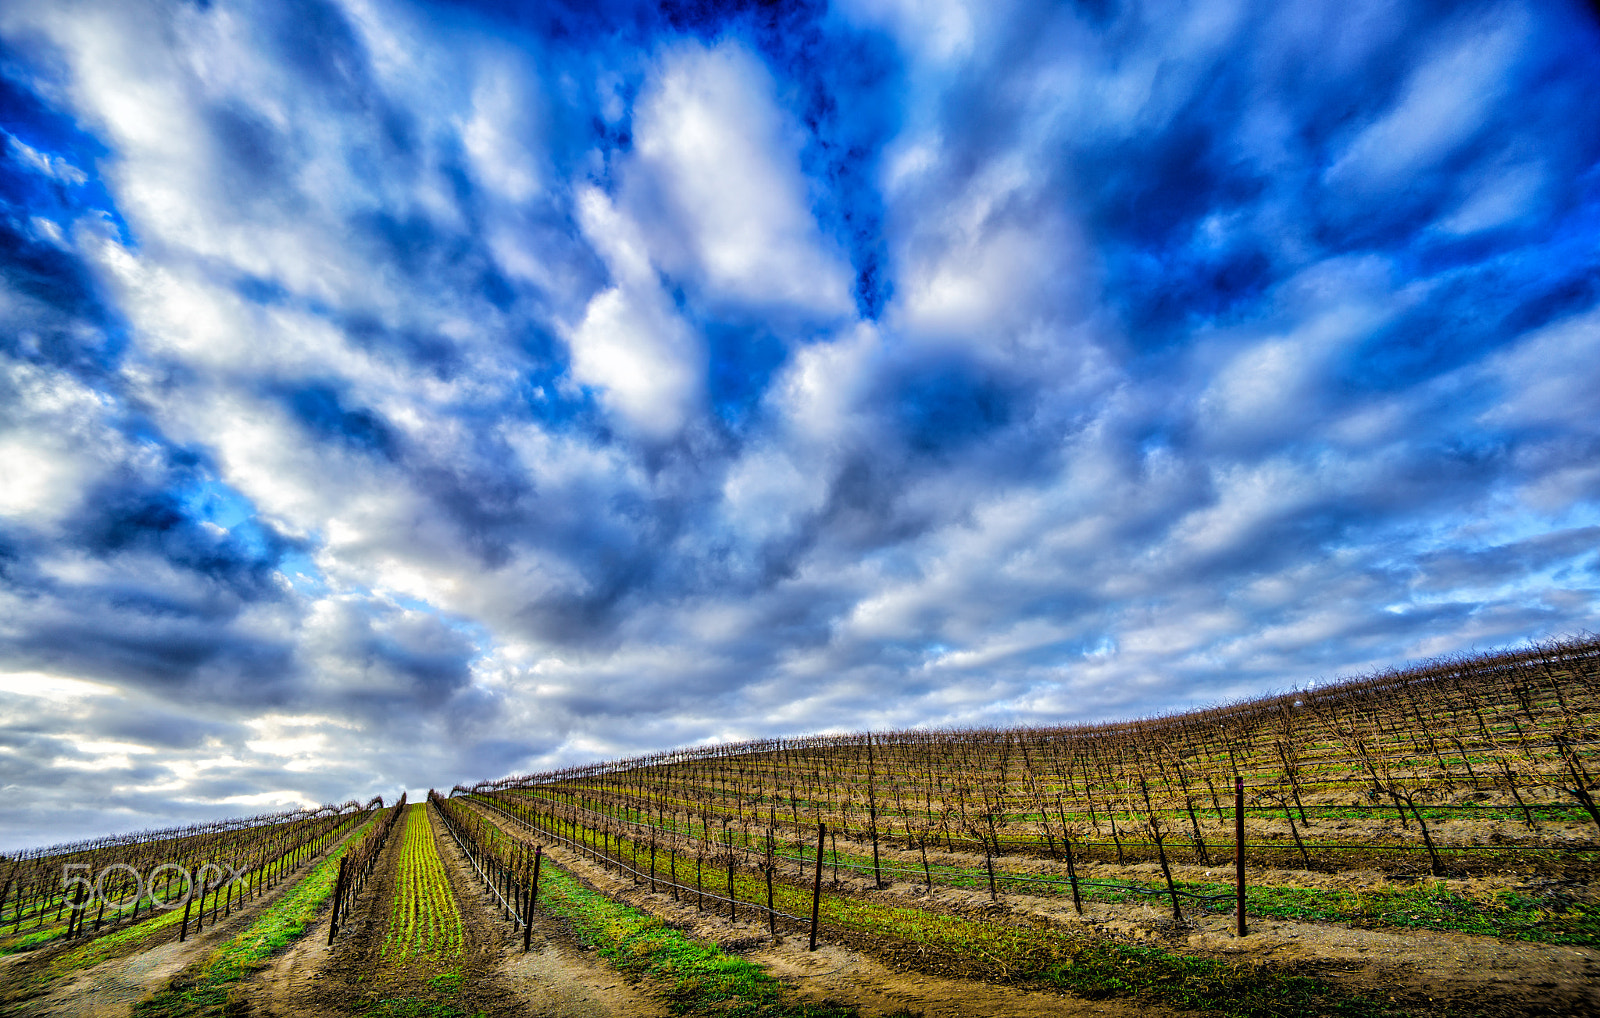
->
[2,0,1598,847]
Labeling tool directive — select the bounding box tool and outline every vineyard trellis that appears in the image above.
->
[452,637,1600,941]
[328,793,407,943]
[0,796,384,951]
[430,791,546,951]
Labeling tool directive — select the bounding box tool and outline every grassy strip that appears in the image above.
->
[1203,882,1600,944]
[537,861,860,1018]
[1,887,212,957]
[383,805,464,964]
[43,894,198,972]
[0,928,66,955]
[133,813,379,1018]
[915,864,1600,946]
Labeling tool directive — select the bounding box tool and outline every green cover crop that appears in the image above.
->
[382,805,464,965]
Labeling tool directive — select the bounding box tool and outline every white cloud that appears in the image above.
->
[1326,8,1529,189]
[1195,257,1397,449]
[1438,158,1546,235]
[834,0,978,66]
[567,187,705,438]
[630,40,855,318]
[0,362,123,526]
[3,129,89,185]
[1476,306,1600,434]
[892,157,1086,347]
[0,671,118,701]
[460,54,544,204]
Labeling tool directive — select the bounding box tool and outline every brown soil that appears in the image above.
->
[753,938,1173,1018]
[834,874,1600,1015]
[466,799,1600,1017]
[0,846,344,1018]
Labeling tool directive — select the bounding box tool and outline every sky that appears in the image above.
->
[1,0,1599,849]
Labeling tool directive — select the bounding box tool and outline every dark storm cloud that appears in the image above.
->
[0,0,1598,846]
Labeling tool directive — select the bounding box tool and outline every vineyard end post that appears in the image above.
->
[726,832,736,923]
[328,856,348,945]
[1063,836,1082,915]
[809,822,825,952]
[1235,776,1246,937]
[526,845,542,954]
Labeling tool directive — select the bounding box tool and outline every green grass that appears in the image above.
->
[1205,881,1600,943]
[0,928,65,955]
[1,886,210,957]
[361,998,482,1017]
[132,814,378,1018]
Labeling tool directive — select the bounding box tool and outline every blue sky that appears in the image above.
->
[2,0,1599,848]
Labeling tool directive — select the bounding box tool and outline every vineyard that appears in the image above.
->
[462,637,1600,908]
[0,797,380,959]
[1,638,1597,1017]
[0,796,383,1016]
[415,638,1597,1016]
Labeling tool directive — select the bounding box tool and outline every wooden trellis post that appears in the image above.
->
[809,822,825,952]
[327,856,348,944]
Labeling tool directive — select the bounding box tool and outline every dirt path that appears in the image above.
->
[0,840,350,1018]
[886,878,1600,1014]
[749,937,1169,1018]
